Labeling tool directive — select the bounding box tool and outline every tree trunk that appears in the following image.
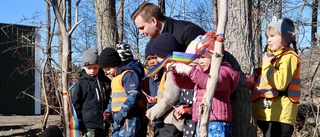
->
[42,1,53,131]
[224,0,256,136]
[311,0,318,47]
[94,0,118,52]
[158,0,165,15]
[118,0,124,43]
[198,0,227,136]
[277,0,282,18]
[212,0,218,31]
[252,0,262,67]
[49,0,83,136]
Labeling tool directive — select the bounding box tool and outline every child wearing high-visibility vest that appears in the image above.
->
[251,17,300,137]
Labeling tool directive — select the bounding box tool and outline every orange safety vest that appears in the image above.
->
[252,51,300,103]
[111,70,146,111]
[156,72,167,102]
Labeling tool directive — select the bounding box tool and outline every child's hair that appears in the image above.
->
[283,18,298,54]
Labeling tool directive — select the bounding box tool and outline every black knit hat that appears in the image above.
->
[151,33,179,58]
[99,47,122,68]
[145,39,154,58]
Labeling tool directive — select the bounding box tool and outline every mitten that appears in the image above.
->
[179,105,191,115]
[103,113,110,121]
[113,113,124,124]
[172,63,192,75]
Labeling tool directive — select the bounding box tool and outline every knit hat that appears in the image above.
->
[268,16,295,44]
[145,39,154,58]
[185,32,216,58]
[151,33,179,58]
[99,47,122,68]
[82,48,99,66]
[116,43,133,61]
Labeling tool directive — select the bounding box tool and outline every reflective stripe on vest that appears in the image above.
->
[157,72,167,102]
[252,51,300,103]
[111,70,131,112]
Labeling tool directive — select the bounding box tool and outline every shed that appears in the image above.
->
[0,23,41,115]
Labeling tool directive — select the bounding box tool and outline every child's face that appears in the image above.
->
[146,55,159,68]
[267,27,289,52]
[157,56,164,63]
[103,67,116,77]
[83,64,99,77]
[198,56,211,71]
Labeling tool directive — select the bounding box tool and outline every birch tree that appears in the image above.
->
[46,0,83,136]
[198,0,227,136]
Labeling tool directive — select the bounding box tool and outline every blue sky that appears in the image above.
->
[0,0,46,25]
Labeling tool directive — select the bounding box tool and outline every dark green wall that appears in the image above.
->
[0,23,36,115]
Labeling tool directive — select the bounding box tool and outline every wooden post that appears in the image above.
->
[198,0,228,136]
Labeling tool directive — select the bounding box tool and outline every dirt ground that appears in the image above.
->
[0,115,61,137]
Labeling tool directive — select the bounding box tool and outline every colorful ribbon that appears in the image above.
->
[143,32,224,79]
[62,83,80,137]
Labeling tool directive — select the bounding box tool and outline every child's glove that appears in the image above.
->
[173,105,191,121]
[103,113,110,121]
[165,62,175,71]
[172,63,192,75]
[113,113,124,124]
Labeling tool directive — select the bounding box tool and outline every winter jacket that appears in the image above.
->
[148,68,164,97]
[72,69,111,129]
[111,59,146,137]
[146,71,184,131]
[252,47,300,126]
[172,62,240,122]
[114,59,145,118]
[162,17,206,52]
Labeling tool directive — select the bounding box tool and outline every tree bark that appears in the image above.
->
[198,0,227,136]
[311,0,318,47]
[48,0,83,136]
[158,0,165,15]
[252,0,262,67]
[118,0,124,43]
[225,0,256,136]
[94,0,118,52]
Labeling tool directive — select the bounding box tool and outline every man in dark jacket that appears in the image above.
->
[131,2,206,52]
[131,2,240,72]
[72,48,111,137]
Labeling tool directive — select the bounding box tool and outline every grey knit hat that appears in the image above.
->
[82,48,99,66]
[116,43,133,61]
[268,16,295,44]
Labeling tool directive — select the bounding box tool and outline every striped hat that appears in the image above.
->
[116,43,133,62]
